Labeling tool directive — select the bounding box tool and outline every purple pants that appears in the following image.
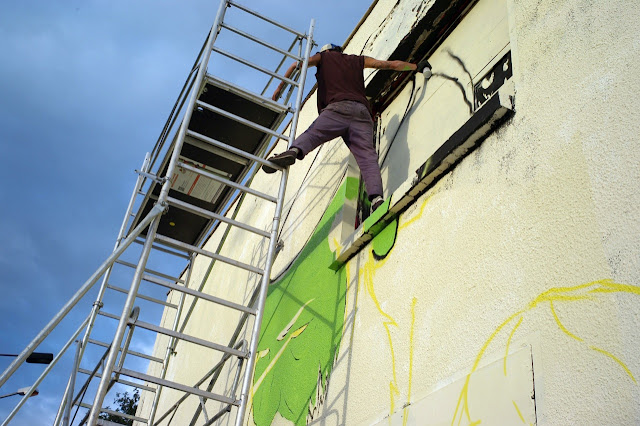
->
[291,100,383,198]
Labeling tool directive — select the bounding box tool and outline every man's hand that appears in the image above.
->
[272,83,284,101]
[416,59,432,73]
[272,61,298,101]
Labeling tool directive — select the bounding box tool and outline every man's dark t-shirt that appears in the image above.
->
[316,51,371,116]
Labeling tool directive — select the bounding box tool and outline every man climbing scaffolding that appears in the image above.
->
[262,43,430,212]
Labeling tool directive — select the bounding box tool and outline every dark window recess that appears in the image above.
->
[474,51,512,110]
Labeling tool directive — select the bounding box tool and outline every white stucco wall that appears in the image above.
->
[139,0,640,424]
[326,0,640,424]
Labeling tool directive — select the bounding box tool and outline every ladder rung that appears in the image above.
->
[154,234,264,276]
[115,259,184,284]
[228,0,306,38]
[130,319,248,359]
[106,283,178,309]
[134,169,163,184]
[94,310,242,360]
[88,338,164,364]
[168,194,271,236]
[207,404,233,426]
[117,367,239,407]
[77,368,156,393]
[78,367,100,377]
[186,130,284,171]
[186,133,251,166]
[205,74,289,114]
[141,271,258,316]
[97,310,121,321]
[133,238,192,260]
[195,99,288,141]
[175,162,277,203]
[220,23,302,62]
[260,34,302,97]
[77,402,150,423]
[211,46,299,87]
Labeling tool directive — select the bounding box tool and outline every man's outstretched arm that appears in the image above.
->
[272,53,322,100]
[364,57,418,71]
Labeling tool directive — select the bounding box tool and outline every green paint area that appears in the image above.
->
[363,198,390,233]
[372,218,398,259]
[252,177,358,425]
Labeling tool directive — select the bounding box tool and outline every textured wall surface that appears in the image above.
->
[139,0,640,424]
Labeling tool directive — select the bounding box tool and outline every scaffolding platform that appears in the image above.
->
[132,78,289,246]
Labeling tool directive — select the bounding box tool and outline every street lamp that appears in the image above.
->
[0,387,39,399]
[0,352,54,365]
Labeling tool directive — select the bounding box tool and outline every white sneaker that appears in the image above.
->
[371,196,384,212]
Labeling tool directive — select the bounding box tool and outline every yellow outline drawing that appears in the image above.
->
[452,279,638,425]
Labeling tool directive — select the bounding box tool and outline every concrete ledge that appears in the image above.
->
[329,83,515,271]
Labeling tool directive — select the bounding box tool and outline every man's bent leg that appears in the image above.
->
[291,110,349,158]
[345,106,383,198]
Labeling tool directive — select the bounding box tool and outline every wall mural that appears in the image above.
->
[247,45,634,425]
[248,46,514,424]
[250,170,637,425]
[250,178,358,425]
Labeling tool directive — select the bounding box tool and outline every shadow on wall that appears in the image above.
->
[277,140,349,250]
[378,48,475,199]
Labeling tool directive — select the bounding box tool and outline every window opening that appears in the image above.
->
[350,0,512,230]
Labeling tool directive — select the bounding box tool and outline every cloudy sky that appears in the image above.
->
[0,1,372,423]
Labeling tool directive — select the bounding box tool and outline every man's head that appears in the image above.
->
[320,43,342,53]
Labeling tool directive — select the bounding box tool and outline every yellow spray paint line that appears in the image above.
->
[403,297,418,426]
[549,301,583,342]
[398,193,435,232]
[452,279,639,425]
[333,237,342,258]
[452,307,526,425]
[551,300,635,382]
[512,400,526,423]
[589,345,637,383]
[590,281,640,296]
[362,250,401,416]
[504,316,523,376]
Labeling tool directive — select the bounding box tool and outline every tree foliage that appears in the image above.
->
[99,389,139,425]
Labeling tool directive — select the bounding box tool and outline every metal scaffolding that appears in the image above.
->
[0,1,315,424]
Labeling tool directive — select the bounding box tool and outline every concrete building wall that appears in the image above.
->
[138,0,640,424]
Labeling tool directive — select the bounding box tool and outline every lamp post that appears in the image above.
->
[0,353,49,399]
[0,387,39,399]
[0,352,54,365]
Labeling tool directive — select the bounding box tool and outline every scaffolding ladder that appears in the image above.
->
[0,1,314,424]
